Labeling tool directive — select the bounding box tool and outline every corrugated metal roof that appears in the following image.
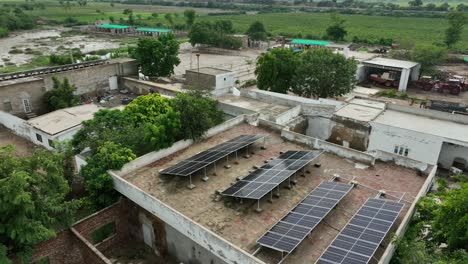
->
[98,24,129,29]
[136,27,171,33]
[291,39,329,46]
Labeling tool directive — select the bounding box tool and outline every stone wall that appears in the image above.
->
[0,77,45,117]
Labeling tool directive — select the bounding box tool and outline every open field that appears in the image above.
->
[201,12,468,50]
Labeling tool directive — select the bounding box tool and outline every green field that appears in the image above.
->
[2,1,467,51]
[201,13,468,50]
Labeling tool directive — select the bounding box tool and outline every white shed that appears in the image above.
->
[361,58,420,92]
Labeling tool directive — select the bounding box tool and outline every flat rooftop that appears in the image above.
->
[218,94,292,119]
[28,104,102,135]
[373,110,468,145]
[122,124,427,264]
[186,67,233,75]
[363,57,419,69]
[334,98,385,122]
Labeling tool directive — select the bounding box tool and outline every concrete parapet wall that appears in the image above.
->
[281,129,376,165]
[110,172,265,264]
[372,150,429,172]
[118,115,247,176]
[275,105,301,125]
[258,118,286,132]
[120,77,180,97]
[0,111,33,141]
[218,101,256,117]
[240,89,342,116]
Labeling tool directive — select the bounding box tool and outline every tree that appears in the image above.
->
[151,12,158,19]
[408,0,423,7]
[411,44,447,75]
[109,16,115,23]
[80,142,136,209]
[246,21,268,41]
[188,21,212,46]
[43,77,79,111]
[171,91,223,141]
[164,13,174,28]
[183,9,196,28]
[125,94,181,149]
[326,13,347,41]
[71,109,150,156]
[255,48,298,94]
[130,35,180,78]
[445,11,467,48]
[433,182,468,250]
[188,21,241,49]
[123,8,132,15]
[0,146,81,261]
[292,48,357,98]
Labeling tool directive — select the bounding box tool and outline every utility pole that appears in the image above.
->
[196,53,200,84]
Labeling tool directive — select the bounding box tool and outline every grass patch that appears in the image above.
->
[0,56,50,73]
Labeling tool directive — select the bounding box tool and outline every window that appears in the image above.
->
[36,133,43,142]
[22,98,31,113]
[394,145,410,157]
[48,139,55,148]
[91,222,116,244]
[3,100,12,112]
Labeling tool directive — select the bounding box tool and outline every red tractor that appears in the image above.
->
[413,76,462,95]
[452,75,468,91]
[369,71,399,88]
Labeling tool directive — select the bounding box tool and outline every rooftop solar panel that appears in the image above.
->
[316,198,404,264]
[159,134,265,177]
[256,181,353,253]
[221,150,323,200]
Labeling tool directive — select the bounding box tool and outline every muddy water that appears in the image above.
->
[0,28,121,67]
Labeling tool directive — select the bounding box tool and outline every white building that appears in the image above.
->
[27,104,103,150]
[185,67,235,96]
[368,106,468,170]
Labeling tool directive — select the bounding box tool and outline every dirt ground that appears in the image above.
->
[0,125,35,156]
[123,124,426,264]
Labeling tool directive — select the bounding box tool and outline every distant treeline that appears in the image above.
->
[0,4,38,38]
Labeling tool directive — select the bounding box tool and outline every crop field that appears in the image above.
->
[200,13,468,50]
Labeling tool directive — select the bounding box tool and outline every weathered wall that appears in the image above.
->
[0,111,33,141]
[306,116,333,140]
[120,77,179,97]
[218,101,256,117]
[186,71,216,90]
[241,89,343,116]
[0,59,137,116]
[275,105,301,125]
[30,230,85,264]
[368,122,443,165]
[0,77,45,117]
[438,142,468,170]
[110,173,265,264]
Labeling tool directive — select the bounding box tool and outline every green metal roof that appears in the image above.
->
[98,24,129,29]
[136,27,171,33]
[291,39,329,46]
[464,57,468,63]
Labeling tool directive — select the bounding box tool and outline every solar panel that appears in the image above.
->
[316,198,404,264]
[221,150,323,200]
[159,134,265,177]
[256,181,353,253]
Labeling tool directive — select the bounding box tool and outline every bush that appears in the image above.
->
[49,54,72,65]
[241,79,257,88]
[0,27,8,38]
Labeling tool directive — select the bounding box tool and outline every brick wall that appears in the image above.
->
[30,230,84,264]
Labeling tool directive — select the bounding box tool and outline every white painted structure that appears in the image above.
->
[368,109,468,170]
[27,104,103,150]
[361,57,420,92]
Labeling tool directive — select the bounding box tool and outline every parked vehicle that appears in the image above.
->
[452,75,468,91]
[413,76,462,95]
[369,71,399,88]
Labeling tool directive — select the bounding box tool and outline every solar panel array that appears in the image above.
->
[316,198,404,264]
[159,134,265,177]
[256,181,353,253]
[221,150,323,200]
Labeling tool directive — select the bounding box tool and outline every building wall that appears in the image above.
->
[0,78,45,117]
[0,59,137,117]
[120,77,179,97]
[368,122,443,165]
[186,71,216,90]
[438,142,468,170]
[30,230,85,264]
[0,111,33,141]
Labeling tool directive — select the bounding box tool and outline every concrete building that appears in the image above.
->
[359,57,420,92]
[0,58,137,118]
[186,67,235,96]
[27,104,103,150]
[368,105,468,171]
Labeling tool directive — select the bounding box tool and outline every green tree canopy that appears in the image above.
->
[445,11,467,48]
[408,0,423,7]
[326,13,347,41]
[125,94,181,150]
[80,141,136,209]
[188,21,242,49]
[292,48,357,98]
[0,146,80,261]
[130,35,180,78]
[171,91,223,141]
[43,76,80,112]
[411,44,447,75]
[164,13,174,28]
[71,109,149,156]
[183,9,196,28]
[246,21,268,41]
[255,48,298,94]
